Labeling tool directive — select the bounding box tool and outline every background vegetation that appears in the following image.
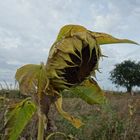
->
[0,89,140,140]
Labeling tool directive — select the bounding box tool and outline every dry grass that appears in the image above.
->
[48,93,140,140]
[0,90,140,140]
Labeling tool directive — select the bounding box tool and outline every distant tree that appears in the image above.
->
[110,60,140,94]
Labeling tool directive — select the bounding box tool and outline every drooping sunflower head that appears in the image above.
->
[46,24,138,91]
[46,25,101,90]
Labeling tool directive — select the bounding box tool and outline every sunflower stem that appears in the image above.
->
[37,108,46,140]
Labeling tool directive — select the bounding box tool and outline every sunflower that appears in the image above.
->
[46,24,137,91]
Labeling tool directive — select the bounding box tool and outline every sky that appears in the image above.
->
[0,0,140,90]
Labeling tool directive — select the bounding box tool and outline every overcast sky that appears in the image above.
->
[0,0,140,90]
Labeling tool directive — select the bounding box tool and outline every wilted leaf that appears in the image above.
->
[15,63,49,95]
[66,78,106,105]
[4,98,36,140]
[90,31,139,45]
[55,95,84,128]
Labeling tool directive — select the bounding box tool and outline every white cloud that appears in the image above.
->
[0,0,139,90]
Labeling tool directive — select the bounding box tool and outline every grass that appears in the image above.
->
[0,90,140,140]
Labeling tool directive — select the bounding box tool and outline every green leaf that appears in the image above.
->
[4,98,37,140]
[15,63,49,95]
[66,78,106,105]
[90,31,139,45]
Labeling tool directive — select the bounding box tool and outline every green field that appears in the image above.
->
[0,90,140,140]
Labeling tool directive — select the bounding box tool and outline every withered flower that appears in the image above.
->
[46,24,137,91]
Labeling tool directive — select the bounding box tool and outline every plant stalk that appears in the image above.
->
[37,109,45,140]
